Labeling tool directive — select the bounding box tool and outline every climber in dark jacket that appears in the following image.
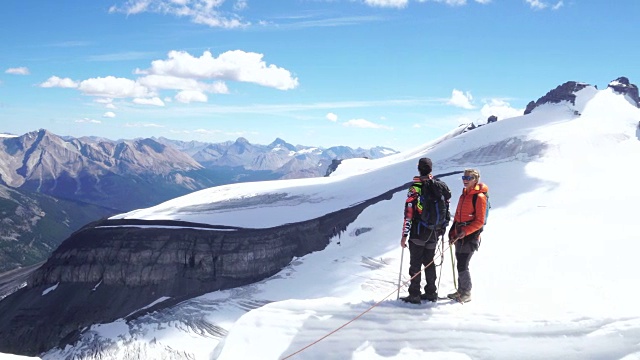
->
[400,157,451,304]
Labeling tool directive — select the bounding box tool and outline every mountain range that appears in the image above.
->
[0,132,397,273]
[1,76,639,359]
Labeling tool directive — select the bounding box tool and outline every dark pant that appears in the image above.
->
[408,240,437,297]
[455,251,474,293]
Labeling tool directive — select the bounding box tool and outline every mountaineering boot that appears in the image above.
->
[453,271,472,302]
[420,292,438,302]
[401,294,421,304]
[447,291,460,300]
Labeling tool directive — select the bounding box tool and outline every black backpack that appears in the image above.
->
[416,178,452,232]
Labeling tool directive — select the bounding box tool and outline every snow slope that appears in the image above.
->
[24,86,640,359]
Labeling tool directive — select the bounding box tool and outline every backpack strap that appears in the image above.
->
[472,193,479,214]
[471,192,487,214]
[471,192,489,229]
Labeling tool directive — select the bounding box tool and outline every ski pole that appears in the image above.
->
[437,234,444,292]
[397,246,405,300]
[449,245,457,290]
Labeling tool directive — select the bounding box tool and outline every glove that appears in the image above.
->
[449,229,465,244]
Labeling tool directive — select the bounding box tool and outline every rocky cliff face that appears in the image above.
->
[524,81,590,115]
[607,77,640,107]
[0,183,403,356]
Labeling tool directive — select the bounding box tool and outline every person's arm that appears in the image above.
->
[401,187,418,247]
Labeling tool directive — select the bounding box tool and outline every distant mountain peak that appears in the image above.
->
[268,137,297,152]
[608,76,640,108]
[269,137,287,146]
[235,137,250,145]
[136,137,167,153]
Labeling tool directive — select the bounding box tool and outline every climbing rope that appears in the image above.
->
[281,238,460,359]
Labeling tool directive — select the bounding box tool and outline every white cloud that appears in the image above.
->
[411,0,491,5]
[95,98,117,109]
[175,90,208,103]
[170,128,223,135]
[194,128,222,135]
[526,0,546,9]
[40,51,296,109]
[447,89,475,109]
[429,0,467,5]
[103,111,116,118]
[343,118,393,130]
[234,0,248,11]
[133,97,166,106]
[326,113,338,122]
[5,67,30,75]
[525,0,562,10]
[78,76,153,98]
[479,99,524,122]
[124,122,165,128]
[364,0,409,8]
[144,50,299,90]
[76,118,101,124]
[40,76,78,88]
[138,74,229,94]
[109,0,249,29]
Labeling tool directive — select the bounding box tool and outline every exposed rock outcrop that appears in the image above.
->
[524,81,590,115]
[325,159,342,176]
[607,77,640,108]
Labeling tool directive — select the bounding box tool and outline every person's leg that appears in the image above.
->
[455,251,474,301]
[407,241,424,298]
[422,248,437,300]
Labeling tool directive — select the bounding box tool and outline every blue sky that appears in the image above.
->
[1,0,638,150]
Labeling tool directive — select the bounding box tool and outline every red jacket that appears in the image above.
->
[451,183,489,238]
